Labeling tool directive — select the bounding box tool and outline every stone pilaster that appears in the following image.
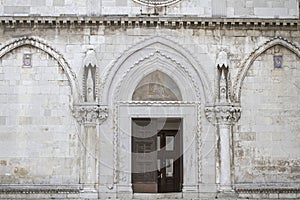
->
[205,104,241,192]
[73,104,108,192]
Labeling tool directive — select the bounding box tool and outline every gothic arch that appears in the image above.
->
[115,50,199,102]
[132,70,182,101]
[101,36,213,105]
[233,37,300,102]
[0,36,80,103]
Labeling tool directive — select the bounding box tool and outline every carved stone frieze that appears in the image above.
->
[205,104,241,125]
[0,184,80,194]
[73,104,108,125]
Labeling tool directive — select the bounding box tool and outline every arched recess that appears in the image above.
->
[98,36,212,195]
[233,37,300,102]
[115,51,200,102]
[132,70,182,101]
[0,36,80,103]
[101,36,213,105]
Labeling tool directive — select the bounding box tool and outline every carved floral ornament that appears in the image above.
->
[205,105,241,125]
[73,105,108,125]
[132,0,181,7]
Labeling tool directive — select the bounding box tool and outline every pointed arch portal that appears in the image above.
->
[99,36,211,196]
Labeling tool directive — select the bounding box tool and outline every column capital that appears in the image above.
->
[205,104,241,125]
[73,104,108,126]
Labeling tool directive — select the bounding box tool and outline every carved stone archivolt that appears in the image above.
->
[73,104,108,125]
[233,37,300,102]
[0,36,80,103]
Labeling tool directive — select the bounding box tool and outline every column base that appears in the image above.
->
[80,189,98,199]
[217,186,237,199]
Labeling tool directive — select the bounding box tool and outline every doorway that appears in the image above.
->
[132,118,183,193]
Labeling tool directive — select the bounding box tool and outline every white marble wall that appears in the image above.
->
[0,46,79,185]
[235,45,300,183]
[0,16,299,199]
[0,0,298,18]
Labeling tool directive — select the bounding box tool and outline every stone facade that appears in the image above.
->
[0,0,299,199]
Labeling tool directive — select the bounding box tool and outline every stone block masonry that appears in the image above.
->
[0,1,299,199]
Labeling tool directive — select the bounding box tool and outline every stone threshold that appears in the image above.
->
[0,16,298,29]
[133,193,183,199]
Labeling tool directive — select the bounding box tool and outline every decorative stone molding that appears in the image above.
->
[82,49,99,102]
[233,37,300,102]
[73,104,108,125]
[114,50,202,103]
[0,184,80,194]
[205,104,241,125]
[100,36,213,104]
[216,50,229,69]
[0,36,80,103]
[216,50,231,104]
[0,16,298,29]
[113,101,202,184]
[235,183,300,194]
[132,0,181,7]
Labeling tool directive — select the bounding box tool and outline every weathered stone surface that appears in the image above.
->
[0,1,299,199]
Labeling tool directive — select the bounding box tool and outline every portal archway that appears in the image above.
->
[101,36,213,104]
[100,36,212,197]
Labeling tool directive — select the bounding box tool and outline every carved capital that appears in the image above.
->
[73,104,108,125]
[205,104,241,125]
[98,106,109,123]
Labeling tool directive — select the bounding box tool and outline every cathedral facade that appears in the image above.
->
[0,0,299,199]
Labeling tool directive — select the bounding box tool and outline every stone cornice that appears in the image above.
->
[73,104,108,126]
[205,104,241,125]
[0,16,298,29]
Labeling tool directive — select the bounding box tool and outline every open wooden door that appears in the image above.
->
[132,118,158,193]
[132,118,182,193]
[157,129,182,193]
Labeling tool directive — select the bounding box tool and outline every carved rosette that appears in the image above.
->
[205,105,241,125]
[73,104,108,125]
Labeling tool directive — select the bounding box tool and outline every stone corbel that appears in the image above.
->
[73,104,108,126]
[205,104,241,125]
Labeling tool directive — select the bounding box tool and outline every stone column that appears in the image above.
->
[205,105,241,192]
[73,104,108,192]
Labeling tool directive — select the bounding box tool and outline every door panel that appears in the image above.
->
[132,118,157,193]
[157,130,182,193]
[132,118,182,193]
